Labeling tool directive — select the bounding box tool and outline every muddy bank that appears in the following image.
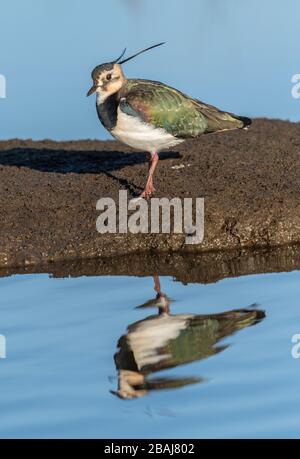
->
[1,244,300,285]
[0,118,300,268]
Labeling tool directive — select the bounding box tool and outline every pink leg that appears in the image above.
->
[153,275,170,314]
[139,152,159,199]
[153,275,161,295]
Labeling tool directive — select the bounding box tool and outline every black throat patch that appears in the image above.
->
[96,93,119,131]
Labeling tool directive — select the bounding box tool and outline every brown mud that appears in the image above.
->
[1,118,300,271]
[1,244,300,286]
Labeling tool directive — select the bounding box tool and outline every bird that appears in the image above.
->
[111,276,265,399]
[87,43,251,199]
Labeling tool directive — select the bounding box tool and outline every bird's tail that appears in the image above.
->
[216,112,252,131]
[234,115,252,130]
[195,99,252,133]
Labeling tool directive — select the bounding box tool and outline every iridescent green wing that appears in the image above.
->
[192,99,246,133]
[119,80,208,138]
[120,79,245,138]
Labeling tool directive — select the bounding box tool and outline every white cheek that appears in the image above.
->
[96,90,109,104]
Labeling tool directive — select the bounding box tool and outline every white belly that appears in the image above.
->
[111,108,184,153]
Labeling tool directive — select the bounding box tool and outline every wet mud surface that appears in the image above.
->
[1,244,300,286]
[1,118,300,269]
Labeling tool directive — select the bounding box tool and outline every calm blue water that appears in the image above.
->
[0,0,299,140]
[0,269,300,438]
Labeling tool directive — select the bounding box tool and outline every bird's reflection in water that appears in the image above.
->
[111,276,265,399]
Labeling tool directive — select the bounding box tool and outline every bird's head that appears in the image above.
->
[87,61,125,100]
[87,42,165,101]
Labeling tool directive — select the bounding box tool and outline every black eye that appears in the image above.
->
[106,74,112,81]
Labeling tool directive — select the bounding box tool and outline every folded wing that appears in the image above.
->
[119,79,250,139]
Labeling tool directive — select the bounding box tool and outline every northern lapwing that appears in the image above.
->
[111,276,265,399]
[87,43,251,198]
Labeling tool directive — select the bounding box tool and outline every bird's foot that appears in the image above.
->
[139,185,156,200]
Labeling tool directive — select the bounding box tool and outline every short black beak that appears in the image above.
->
[87,85,96,97]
